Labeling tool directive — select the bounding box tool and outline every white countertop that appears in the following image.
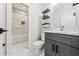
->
[43,30,79,36]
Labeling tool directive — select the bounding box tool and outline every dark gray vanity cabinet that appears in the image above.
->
[45,39,71,56]
[45,32,79,56]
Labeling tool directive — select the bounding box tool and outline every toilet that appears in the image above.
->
[32,33,45,55]
[32,40,44,55]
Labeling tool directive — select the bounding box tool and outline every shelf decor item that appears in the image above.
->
[42,15,50,19]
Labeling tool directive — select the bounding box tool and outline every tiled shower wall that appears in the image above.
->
[11,3,29,46]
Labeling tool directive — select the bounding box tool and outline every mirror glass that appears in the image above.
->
[53,3,78,32]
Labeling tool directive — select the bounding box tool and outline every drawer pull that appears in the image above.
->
[56,45,59,54]
[52,44,55,51]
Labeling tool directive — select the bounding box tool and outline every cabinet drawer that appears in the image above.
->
[57,42,71,50]
[72,36,79,48]
[56,42,79,56]
[52,37,71,45]
[45,32,72,39]
[56,42,72,56]
[71,48,79,56]
[45,33,72,45]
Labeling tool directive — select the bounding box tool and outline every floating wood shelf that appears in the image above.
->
[42,8,50,14]
[73,3,79,6]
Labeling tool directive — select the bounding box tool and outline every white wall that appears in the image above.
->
[29,3,41,46]
[53,3,73,28]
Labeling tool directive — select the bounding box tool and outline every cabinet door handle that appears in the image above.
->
[56,45,59,54]
[52,44,55,51]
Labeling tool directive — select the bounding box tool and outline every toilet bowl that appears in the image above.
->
[32,40,44,55]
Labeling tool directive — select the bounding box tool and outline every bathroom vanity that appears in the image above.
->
[44,3,79,56]
[45,31,79,56]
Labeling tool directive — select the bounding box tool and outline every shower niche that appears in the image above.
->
[12,3,29,48]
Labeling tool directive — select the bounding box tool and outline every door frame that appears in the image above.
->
[6,3,31,55]
[0,3,7,56]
